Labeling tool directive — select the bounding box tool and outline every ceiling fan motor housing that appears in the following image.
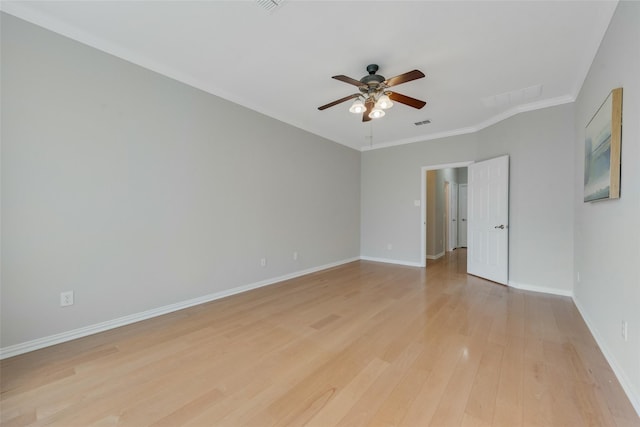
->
[360,64,386,92]
[358,65,386,98]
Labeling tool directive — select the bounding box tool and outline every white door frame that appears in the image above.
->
[444,181,449,253]
[458,183,468,247]
[420,161,474,267]
[448,182,458,251]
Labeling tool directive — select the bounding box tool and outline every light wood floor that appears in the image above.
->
[2,250,638,426]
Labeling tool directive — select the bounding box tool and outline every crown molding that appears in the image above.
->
[1,2,577,154]
[0,2,330,147]
[361,94,575,152]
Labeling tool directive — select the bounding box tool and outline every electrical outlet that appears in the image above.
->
[622,320,628,341]
[60,291,74,307]
[260,258,267,267]
[293,251,298,261]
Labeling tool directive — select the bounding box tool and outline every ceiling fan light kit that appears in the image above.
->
[319,64,427,122]
[369,107,386,119]
[376,94,393,110]
[349,99,367,114]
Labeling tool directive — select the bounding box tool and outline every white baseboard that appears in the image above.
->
[508,280,573,297]
[426,251,445,260]
[359,256,423,267]
[573,298,640,417]
[0,257,360,360]
[4,257,638,420]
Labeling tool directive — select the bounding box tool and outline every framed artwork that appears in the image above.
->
[584,88,622,202]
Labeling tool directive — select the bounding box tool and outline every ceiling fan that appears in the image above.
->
[318,64,427,122]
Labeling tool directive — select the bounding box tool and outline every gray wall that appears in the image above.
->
[573,1,640,410]
[361,104,575,292]
[361,133,477,264]
[3,8,638,412]
[1,14,361,348]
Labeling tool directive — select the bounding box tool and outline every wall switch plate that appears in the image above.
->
[60,291,74,307]
[260,258,267,267]
[387,244,392,250]
[622,320,628,341]
[414,200,421,207]
[293,251,298,261]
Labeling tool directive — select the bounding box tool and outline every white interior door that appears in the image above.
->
[458,184,468,247]
[467,156,509,285]
[449,183,458,251]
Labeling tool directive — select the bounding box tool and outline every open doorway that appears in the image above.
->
[421,156,510,284]
[421,162,472,267]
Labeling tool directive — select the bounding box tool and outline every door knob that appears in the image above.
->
[494,224,505,229]
[462,218,466,222]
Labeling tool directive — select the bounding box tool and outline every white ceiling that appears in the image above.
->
[2,1,618,151]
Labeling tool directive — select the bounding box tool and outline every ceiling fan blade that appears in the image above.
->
[384,70,425,87]
[332,75,365,87]
[362,98,374,122]
[318,93,360,111]
[388,92,427,109]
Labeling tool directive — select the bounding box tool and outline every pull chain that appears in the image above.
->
[366,122,374,148]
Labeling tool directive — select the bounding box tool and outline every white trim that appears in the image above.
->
[501,279,640,416]
[359,256,422,268]
[1,2,577,154]
[426,251,445,260]
[507,280,573,297]
[448,182,462,252]
[573,298,640,417]
[0,2,333,151]
[3,251,637,418]
[457,183,468,248]
[361,95,575,152]
[362,126,477,151]
[0,257,359,360]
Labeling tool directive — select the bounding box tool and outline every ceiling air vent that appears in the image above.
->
[414,119,432,126]
[482,84,543,108]
[256,0,285,12]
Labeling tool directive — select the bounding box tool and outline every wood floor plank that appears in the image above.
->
[303,358,389,427]
[428,333,488,426]
[397,333,468,426]
[492,329,525,426]
[464,342,503,424]
[334,342,424,427]
[522,357,553,426]
[1,250,638,426]
[149,388,225,427]
[367,366,431,427]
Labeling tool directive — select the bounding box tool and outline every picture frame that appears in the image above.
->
[584,87,622,202]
